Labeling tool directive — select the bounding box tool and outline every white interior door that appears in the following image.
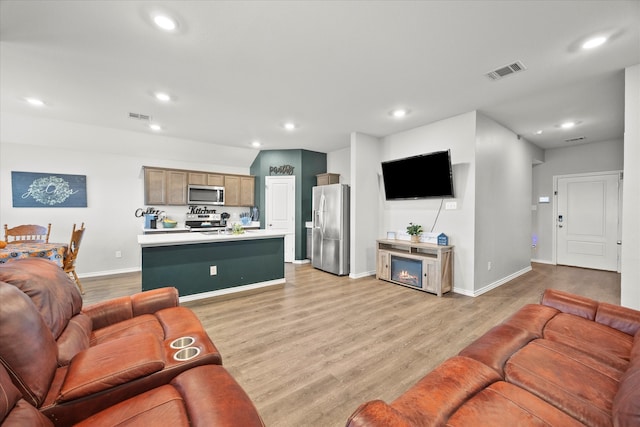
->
[265,176,295,262]
[556,172,621,271]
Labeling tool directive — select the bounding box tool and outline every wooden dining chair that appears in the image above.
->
[4,223,51,244]
[63,223,86,294]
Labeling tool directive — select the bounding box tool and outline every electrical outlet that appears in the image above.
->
[487,261,492,271]
[115,251,122,258]
[210,265,217,276]
[445,201,457,210]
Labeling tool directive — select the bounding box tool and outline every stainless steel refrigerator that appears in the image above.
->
[312,184,349,275]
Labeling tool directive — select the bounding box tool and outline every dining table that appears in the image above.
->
[0,242,68,267]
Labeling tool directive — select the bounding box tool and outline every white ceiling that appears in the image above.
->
[1,1,638,155]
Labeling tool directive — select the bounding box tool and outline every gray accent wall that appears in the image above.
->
[531,139,624,264]
[250,149,326,261]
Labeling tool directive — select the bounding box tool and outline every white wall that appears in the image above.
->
[531,139,624,264]
[1,113,257,276]
[621,64,640,309]
[474,113,540,293]
[349,132,381,278]
[380,112,477,294]
[327,147,351,185]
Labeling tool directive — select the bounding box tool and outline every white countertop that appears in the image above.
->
[138,229,287,247]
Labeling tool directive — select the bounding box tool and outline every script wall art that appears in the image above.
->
[11,171,87,207]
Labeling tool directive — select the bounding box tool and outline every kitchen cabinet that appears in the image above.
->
[166,170,187,205]
[144,168,187,206]
[239,176,255,207]
[144,168,166,205]
[188,173,224,186]
[144,166,253,206]
[224,175,240,206]
[207,174,224,186]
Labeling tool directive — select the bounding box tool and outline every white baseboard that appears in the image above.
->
[178,278,286,303]
[78,267,141,278]
[349,270,375,279]
[292,259,311,264]
[471,266,533,297]
[531,258,554,265]
[453,266,533,297]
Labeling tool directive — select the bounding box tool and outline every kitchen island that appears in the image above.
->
[137,229,286,302]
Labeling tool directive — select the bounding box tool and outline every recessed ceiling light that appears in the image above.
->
[251,140,262,148]
[153,14,177,31]
[283,122,296,131]
[535,130,543,135]
[149,123,162,131]
[154,92,171,102]
[582,36,607,50]
[25,97,45,107]
[560,121,576,129]
[390,108,409,118]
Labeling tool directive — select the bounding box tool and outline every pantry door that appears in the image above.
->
[265,176,295,262]
[555,172,621,271]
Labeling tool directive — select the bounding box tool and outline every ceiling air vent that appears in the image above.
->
[128,112,152,121]
[564,136,587,143]
[485,61,527,81]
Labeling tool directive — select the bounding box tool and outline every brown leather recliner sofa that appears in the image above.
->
[347,289,640,427]
[0,258,263,426]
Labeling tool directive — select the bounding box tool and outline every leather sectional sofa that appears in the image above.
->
[0,258,264,426]
[347,289,640,427]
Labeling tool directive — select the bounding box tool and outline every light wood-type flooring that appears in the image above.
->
[81,262,620,427]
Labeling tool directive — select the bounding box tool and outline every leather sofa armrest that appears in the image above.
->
[346,400,412,427]
[82,287,179,330]
[58,332,164,402]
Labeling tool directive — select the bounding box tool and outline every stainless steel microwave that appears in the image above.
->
[187,185,225,205]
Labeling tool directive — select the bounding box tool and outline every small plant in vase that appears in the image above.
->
[406,222,423,243]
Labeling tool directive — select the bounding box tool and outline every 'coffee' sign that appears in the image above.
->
[270,165,295,175]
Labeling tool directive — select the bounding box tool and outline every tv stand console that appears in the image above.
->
[376,239,453,296]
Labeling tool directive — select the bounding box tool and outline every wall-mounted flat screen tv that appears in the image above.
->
[381,149,454,200]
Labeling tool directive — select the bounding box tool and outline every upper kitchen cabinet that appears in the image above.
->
[224,175,255,207]
[144,167,187,206]
[240,176,255,207]
[166,170,188,205]
[188,172,224,186]
[144,168,166,205]
[144,166,253,206]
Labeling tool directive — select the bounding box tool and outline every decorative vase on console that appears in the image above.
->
[406,222,423,243]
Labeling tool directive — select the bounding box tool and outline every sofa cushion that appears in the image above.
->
[56,313,92,366]
[0,258,82,339]
[595,302,640,337]
[458,323,538,376]
[0,364,54,427]
[73,365,265,427]
[0,282,58,407]
[612,336,640,427]
[544,313,634,362]
[501,304,559,336]
[541,289,598,320]
[506,338,620,427]
[390,356,501,426]
[59,332,165,402]
[446,381,585,426]
[90,314,165,346]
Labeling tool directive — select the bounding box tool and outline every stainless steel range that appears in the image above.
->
[185,212,223,230]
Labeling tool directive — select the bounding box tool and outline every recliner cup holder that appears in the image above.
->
[173,346,200,361]
[170,336,195,349]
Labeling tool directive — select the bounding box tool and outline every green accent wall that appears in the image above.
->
[142,237,284,297]
[250,150,327,260]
